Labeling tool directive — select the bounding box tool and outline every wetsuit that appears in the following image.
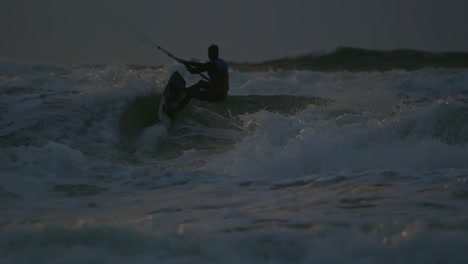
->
[174,58,229,112]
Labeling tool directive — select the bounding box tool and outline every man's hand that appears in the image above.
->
[166,52,185,63]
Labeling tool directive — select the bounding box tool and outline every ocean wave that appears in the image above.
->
[2,52,468,264]
[2,222,468,264]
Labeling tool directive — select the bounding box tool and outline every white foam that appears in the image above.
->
[135,124,169,161]
[206,102,468,179]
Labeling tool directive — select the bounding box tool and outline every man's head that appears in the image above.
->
[208,44,219,60]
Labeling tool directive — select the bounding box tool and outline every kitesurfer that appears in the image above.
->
[164,44,229,115]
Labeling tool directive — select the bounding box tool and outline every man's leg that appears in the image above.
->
[173,80,212,112]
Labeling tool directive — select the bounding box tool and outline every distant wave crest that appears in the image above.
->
[231,47,468,72]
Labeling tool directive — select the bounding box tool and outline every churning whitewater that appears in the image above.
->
[1,57,468,263]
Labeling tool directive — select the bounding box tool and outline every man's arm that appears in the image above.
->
[182,61,208,74]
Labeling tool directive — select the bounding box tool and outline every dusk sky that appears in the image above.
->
[1,0,468,66]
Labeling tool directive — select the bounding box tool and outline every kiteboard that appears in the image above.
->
[158,71,186,129]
